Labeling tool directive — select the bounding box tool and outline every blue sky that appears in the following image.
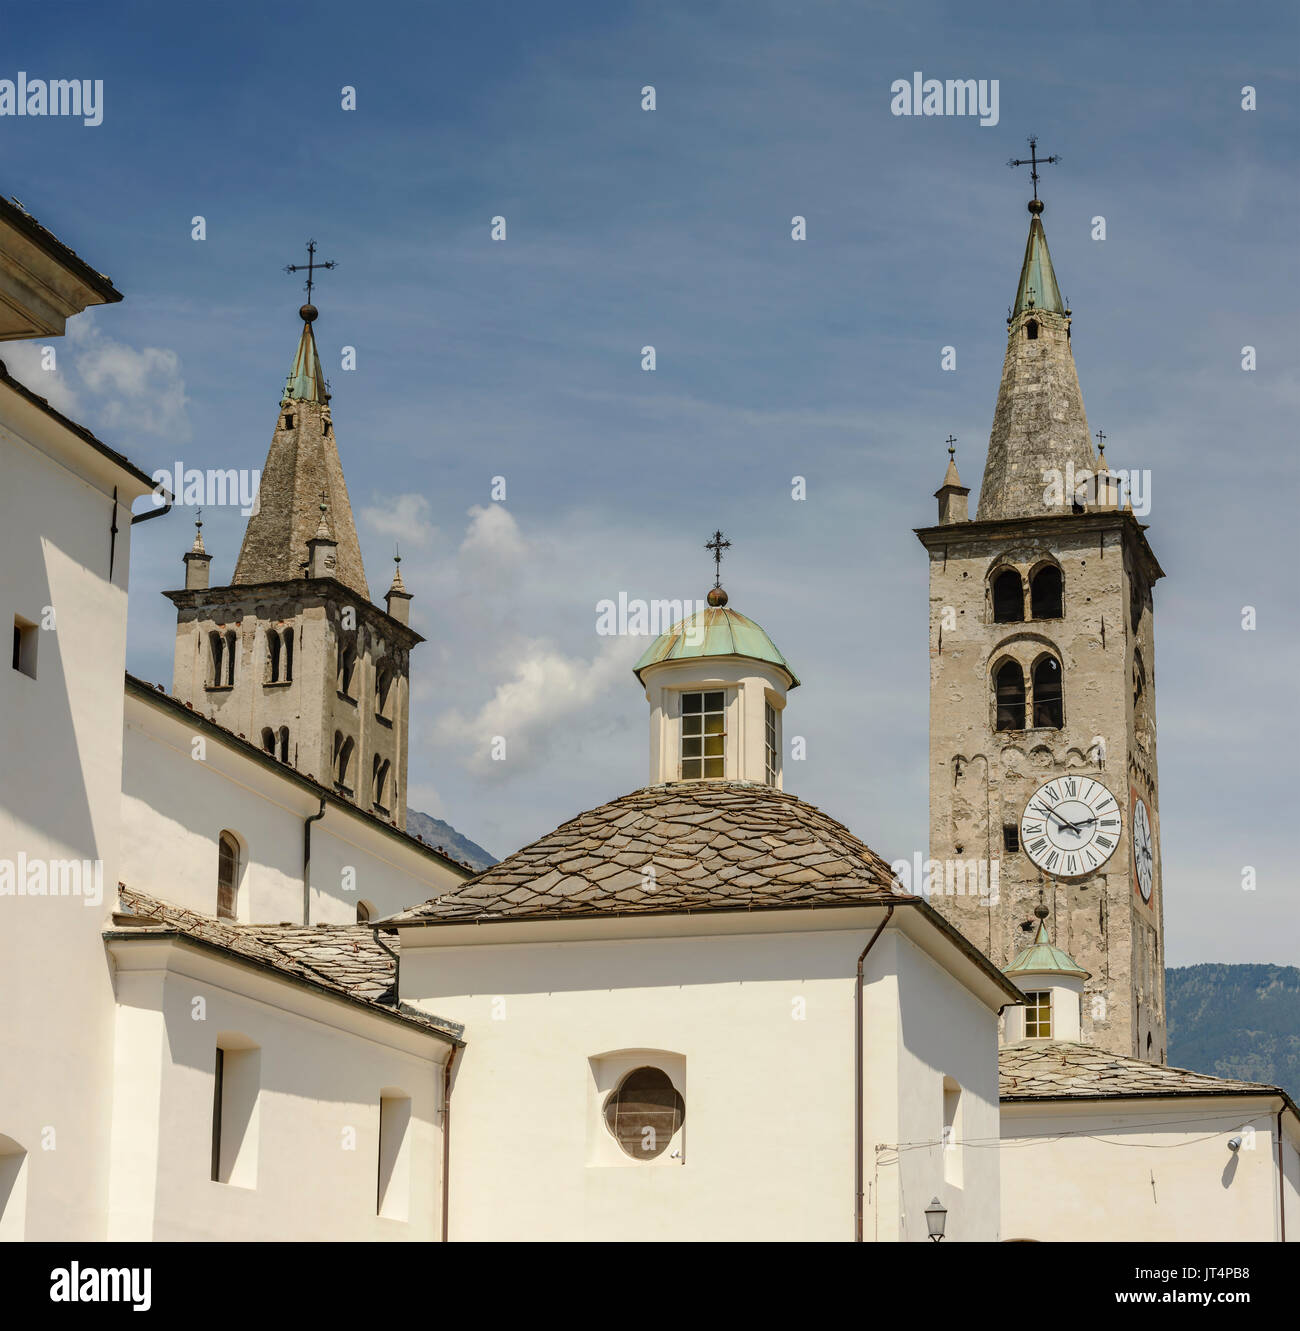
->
[7,1,1297,964]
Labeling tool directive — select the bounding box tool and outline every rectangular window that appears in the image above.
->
[1002,824,1020,853]
[942,1077,963,1187]
[377,1094,412,1220]
[211,1042,260,1187]
[1024,990,1052,1038]
[764,700,779,785]
[680,690,725,779]
[11,617,37,678]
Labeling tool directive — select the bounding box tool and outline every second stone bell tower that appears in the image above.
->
[165,298,421,827]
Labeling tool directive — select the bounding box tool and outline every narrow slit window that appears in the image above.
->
[11,617,37,678]
[764,700,779,785]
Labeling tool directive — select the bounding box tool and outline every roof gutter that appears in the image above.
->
[1278,1107,1287,1243]
[303,797,327,924]
[130,488,173,525]
[855,904,893,1242]
[441,1044,459,1242]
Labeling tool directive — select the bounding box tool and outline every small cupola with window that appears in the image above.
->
[1001,900,1090,1045]
[633,533,798,788]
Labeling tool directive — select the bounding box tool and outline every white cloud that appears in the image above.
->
[68,314,189,440]
[361,493,436,551]
[435,635,630,779]
[459,503,526,569]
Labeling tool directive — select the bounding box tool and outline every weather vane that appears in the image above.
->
[1008,135,1060,203]
[285,239,337,305]
[705,529,731,590]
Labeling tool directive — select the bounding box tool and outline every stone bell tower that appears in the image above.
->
[914,191,1167,1063]
[165,299,421,827]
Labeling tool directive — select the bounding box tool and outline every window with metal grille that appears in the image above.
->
[992,569,1024,623]
[680,690,725,779]
[1003,824,1020,853]
[603,1066,684,1160]
[995,660,1026,731]
[764,699,779,785]
[1024,990,1052,1038]
[1032,655,1064,729]
[1030,564,1063,619]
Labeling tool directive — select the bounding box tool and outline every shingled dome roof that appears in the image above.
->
[1004,918,1089,980]
[633,607,799,687]
[390,782,904,924]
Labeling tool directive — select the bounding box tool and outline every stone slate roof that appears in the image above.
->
[109,887,461,1040]
[390,781,909,924]
[1000,1041,1286,1103]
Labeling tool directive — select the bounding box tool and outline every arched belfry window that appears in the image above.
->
[603,1066,684,1161]
[260,727,275,755]
[992,569,1024,623]
[338,641,358,698]
[265,630,281,683]
[1025,320,1039,340]
[1030,564,1063,620]
[1032,655,1064,729]
[375,664,395,722]
[334,732,355,792]
[217,831,240,920]
[277,727,290,763]
[209,632,224,687]
[283,628,293,683]
[995,660,1026,731]
[223,630,236,686]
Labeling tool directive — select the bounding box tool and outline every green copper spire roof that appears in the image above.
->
[282,311,328,403]
[1012,213,1065,317]
[634,605,800,688]
[1004,917,1089,980]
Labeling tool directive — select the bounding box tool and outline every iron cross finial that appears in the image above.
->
[285,239,337,305]
[1008,135,1060,202]
[945,434,957,460]
[1095,429,1107,456]
[705,529,731,589]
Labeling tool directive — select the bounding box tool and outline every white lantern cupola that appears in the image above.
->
[1001,901,1090,1044]
[634,534,799,788]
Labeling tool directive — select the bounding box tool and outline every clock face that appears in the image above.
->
[1019,776,1122,879]
[1133,797,1154,902]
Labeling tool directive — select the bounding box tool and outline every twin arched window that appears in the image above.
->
[333,732,355,792]
[991,564,1063,623]
[338,641,358,698]
[375,664,395,722]
[209,629,237,687]
[260,727,290,762]
[265,628,294,684]
[371,755,391,811]
[994,654,1064,731]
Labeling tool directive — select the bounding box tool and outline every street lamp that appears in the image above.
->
[925,1196,947,1242]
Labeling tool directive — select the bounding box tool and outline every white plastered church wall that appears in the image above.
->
[120,689,466,924]
[0,385,153,1240]
[397,905,1004,1241]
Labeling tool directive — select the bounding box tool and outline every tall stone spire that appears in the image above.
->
[976,200,1095,521]
[232,304,370,598]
